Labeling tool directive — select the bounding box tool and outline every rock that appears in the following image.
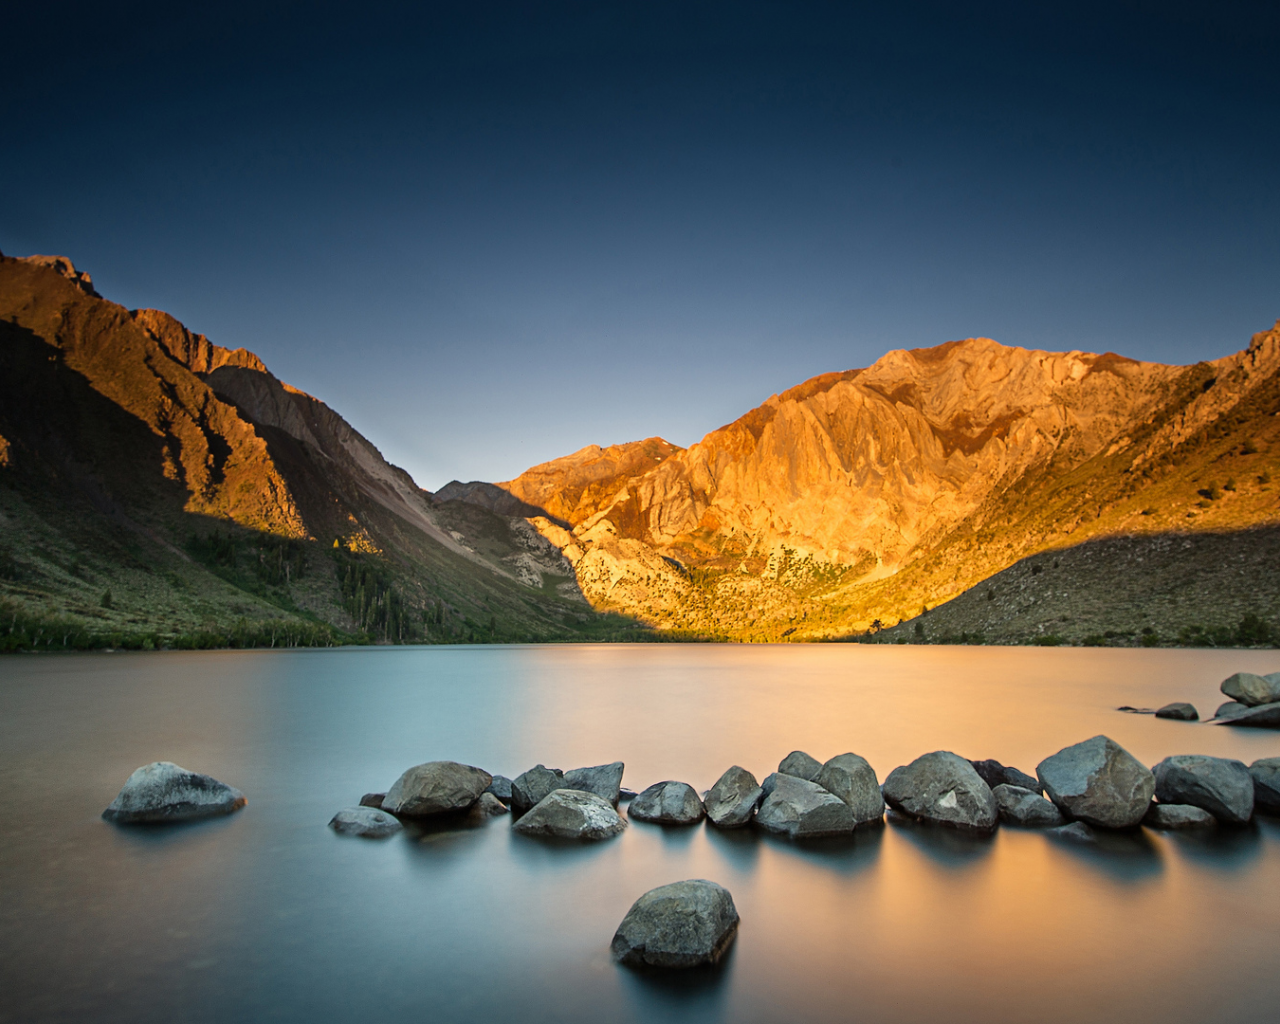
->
[611,880,739,969]
[1048,821,1098,844]
[329,806,403,838]
[563,762,625,806]
[382,761,492,817]
[1249,758,1280,814]
[1213,701,1251,720]
[1117,706,1154,714]
[881,751,998,832]
[1155,702,1199,721]
[992,784,1065,827]
[484,775,513,804]
[1143,803,1216,830]
[102,762,247,824]
[1036,736,1154,829]
[1220,671,1280,707]
[1213,701,1280,728]
[512,789,626,840]
[510,764,565,814]
[815,753,885,825]
[359,792,386,808]
[1153,755,1254,823]
[755,773,855,838]
[703,766,763,828]
[466,792,510,821]
[628,781,705,825]
[778,750,823,782]
[969,758,1043,794]
[619,788,638,801]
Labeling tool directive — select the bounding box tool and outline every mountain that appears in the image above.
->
[0,252,642,648]
[448,330,1280,643]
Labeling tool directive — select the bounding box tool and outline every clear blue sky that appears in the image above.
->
[4,2,1278,490]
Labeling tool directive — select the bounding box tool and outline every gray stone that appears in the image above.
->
[1154,755,1254,823]
[619,788,638,801]
[102,762,247,824]
[1143,803,1216,829]
[1155,702,1199,721]
[329,806,403,838]
[882,751,998,832]
[611,880,739,969]
[1036,735,1154,829]
[484,775,513,804]
[969,758,1043,794]
[1213,701,1252,720]
[512,789,626,840]
[359,792,385,808]
[755,773,855,838]
[1249,758,1280,814]
[628,781,705,825]
[1048,821,1098,844]
[563,762,625,807]
[993,784,1065,827]
[1220,671,1280,707]
[815,753,885,826]
[465,792,509,821]
[778,750,823,782]
[1213,701,1280,728]
[703,766,763,828]
[510,764,565,814]
[382,761,492,817]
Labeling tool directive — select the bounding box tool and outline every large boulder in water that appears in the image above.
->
[755,773,855,838]
[382,761,492,817]
[1213,702,1280,728]
[882,751,997,832]
[510,764,565,814]
[1153,755,1254,823]
[1036,736,1154,829]
[1220,671,1280,707]
[777,750,823,782]
[969,758,1042,794]
[703,766,763,828]
[992,784,1064,827]
[628,781,704,824]
[815,753,885,826]
[329,806,403,838]
[563,762,625,806]
[102,762,246,824]
[611,880,739,969]
[512,789,626,840]
[1250,758,1280,814]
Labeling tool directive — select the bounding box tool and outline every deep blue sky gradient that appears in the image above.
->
[3,2,1279,488]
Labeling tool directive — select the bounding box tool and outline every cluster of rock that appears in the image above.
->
[1211,671,1280,728]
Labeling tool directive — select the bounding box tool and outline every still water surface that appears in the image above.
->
[2,644,1279,1024]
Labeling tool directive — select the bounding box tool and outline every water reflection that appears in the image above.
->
[885,812,996,868]
[1044,825,1165,882]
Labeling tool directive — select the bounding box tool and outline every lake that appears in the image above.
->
[2,644,1278,1024]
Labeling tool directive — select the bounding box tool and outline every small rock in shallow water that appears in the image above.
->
[1048,821,1098,844]
[1036,736,1153,829]
[562,762,625,807]
[484,775,513,804]
[756,773,855,838]
[102,762,246,824]
[777,750,824,782]
[1143,803,1215,830]
[512,789,626,840]
[1154,755,1253,823]
[329,806,403,838]
[969,758,1043,794]
[629,781,705,825]
[359,792,386,809]
[1155,702,1198,721]
[815,753,885,825]
[703,766,762,829]
[611,880,739,969]
[882,751,997,832]
[993,784,1064,827]
[382,761,492,818]
[1250,758,1280,814]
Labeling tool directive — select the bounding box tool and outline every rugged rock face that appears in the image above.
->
[777,751,824,782]
[382,761,492,817]
[102,762,246,824]
[1153,755,1254,823]
[511,789,626,840]
[881,751,998,832]
[1037,736,1154,829]
[628,781,705,824]
[562,762,625,807]
[510,765,566,814]
[703,766,763,828]
[611,880,739,969]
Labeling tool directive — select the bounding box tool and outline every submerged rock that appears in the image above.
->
[1143,803,1215,830]
[563,762,625,807]
[882,751,998,832]
[755,773,855,838]
[382,761,492,817]
[102,762,247,824]
[329,806,403,838]
[969,759,1043,794]
[1048,821,1098,845]
[512,789,626,840]
[611,880,739,969]
[510,764,566,814]
[484,775,513,805]
[1153,755,1254,823]
[1036,736,1154,829]
[703,766,763,828]
[815,753,885,825]
[1250,758,1280,814]
[628,781,705,825]
[777,750,824,782]
[1154,702,1199,721]
[1220,671,1280,707]
[993,784,1065,827]
[359,792,386,809]
[1213,701,1280,729]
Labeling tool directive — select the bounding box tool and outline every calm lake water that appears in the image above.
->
[2,644,1279,1024]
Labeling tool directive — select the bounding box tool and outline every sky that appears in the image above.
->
[3,1,1279,490]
